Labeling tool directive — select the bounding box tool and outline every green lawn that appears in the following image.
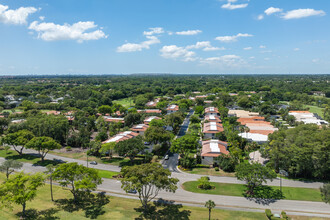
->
[304,105,325,118]
[182,181,322,202]
[112,98,134,108]
[180,167,236,177]
[0,148,119,179]
[0,173,268,220]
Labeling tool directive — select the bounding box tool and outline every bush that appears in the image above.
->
[198,176,213,190]
[66,146,72,151]
[214,167,219,171]
[265,209,272,220]
[281,211,289,220]
[216,154,236,172]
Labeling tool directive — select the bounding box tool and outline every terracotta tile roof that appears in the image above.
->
[204,107,219,114]
[46,111,61,115]
[137,109,162,114]
[289,111,311,113]
[144,116,161,124]
[131,124,149,132]
[204,115,221,123]
[249,130,275,135]
[166,105,179,111]
[104,116,124,123]
[201,139,229,157]
[102,131,139,143]
[203,122,224,133]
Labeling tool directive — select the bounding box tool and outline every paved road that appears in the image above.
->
[162,109,194,172]
[2,152,329,217]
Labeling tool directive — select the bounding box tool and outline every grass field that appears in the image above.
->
[112,98,134,108]
[0,149,119,179]
[0,173,269,220]
[304,105,325,117]
[180,167,236,177]
[182,181,322,202]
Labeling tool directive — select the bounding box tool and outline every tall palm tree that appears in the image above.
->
[205,200,216,220]
[44,164,56,201]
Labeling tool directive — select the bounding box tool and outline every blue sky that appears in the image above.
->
[0,0,329,74]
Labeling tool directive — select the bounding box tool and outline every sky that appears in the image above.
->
[0,0,329,75]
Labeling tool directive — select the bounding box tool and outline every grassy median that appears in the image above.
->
[182,181,322,202]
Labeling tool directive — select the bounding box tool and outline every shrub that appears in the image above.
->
[216,154,236,172]
[214,167,219,171]
[198,176,213,190]
[66,146,72,151]
[281,211,289,220]
[265,209,272,220]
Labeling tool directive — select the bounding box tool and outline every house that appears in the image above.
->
[228,110,259,118]
[201,140,229,165]
[11,119,26,124]
[204,107,219,116]
[131,124,149,136]
[289,111,328,125]
[103,116,124,123]
[102,131,139,144]
[204,115,221,123]
[137,109,162,114]
[144,116,161,125]
[203,122,223,139]
[46,111,61,115]
[195,95,207,99]
[238,133,269,144]
[166,105,179,114]
[146,98,160,108]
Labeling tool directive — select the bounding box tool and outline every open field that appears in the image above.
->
[182,181,322,202]
[112,98,134,108]
[0,173,269,220]
[304,105,325,117]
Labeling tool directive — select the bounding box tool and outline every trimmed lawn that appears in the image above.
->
[182,181,322,202]
[182,167,236,177]
[0,148,119,179]
[0,173,268,220]
[113,98,134,108]
[304,105,325,118]
[50,151,140,167]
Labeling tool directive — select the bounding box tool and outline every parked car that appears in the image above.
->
[164,155,169,160]
[90,161,98,165]
[128,189,137,194]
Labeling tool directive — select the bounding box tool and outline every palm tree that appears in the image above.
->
[44,164,56,201]
[205,200,216,220]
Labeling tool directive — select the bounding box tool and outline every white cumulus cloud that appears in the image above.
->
[176,29,202,35]
[264,7,283,15]
[281,9,325,20]
[29,21,107,42]
[160,45,196,62]
[257,14,264,20]
[215,33,253,43]
[201,55,246,68]
[117,36,160,52]
[143,27,164,36]
[221,2,248,10]
[243,47,252,50]
[0,4,37,25]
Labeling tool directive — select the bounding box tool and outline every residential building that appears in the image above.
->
[204,107,219,116]
[289,111,328,125]
[104,116,124,123]
[166,105,179,114]
[131,124,149,136]
[201,140,229,165]
[203,122,223,139]
[204,115,221,123]
[144,116,161,125]
[137,109,162,114]
[102,131,139,144]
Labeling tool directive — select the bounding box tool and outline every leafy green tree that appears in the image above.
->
[194,106,204,115]
[190,115,201,123]
[205,200,215,220]
[0,172,45,217]
[0,159,23,180]
[26,136,61,161]
[100,142,116,158]
[215,154,236,172]
[98,105,113,115]
[121,163,179,212]
[170,135,199,158]
[320,183,330,204]
[198,176,213,190]
[148,119,165,127]
[44,164,56,201]
[235,163,276,195]
[0,117,9,135]
[144,126,173,145]
[124,113,142,127]
[1,130,34,156]
[52,162,102,202]
[164,112,184,134]
[115,136,145,163]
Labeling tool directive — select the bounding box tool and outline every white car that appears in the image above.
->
[164,155,169,160]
